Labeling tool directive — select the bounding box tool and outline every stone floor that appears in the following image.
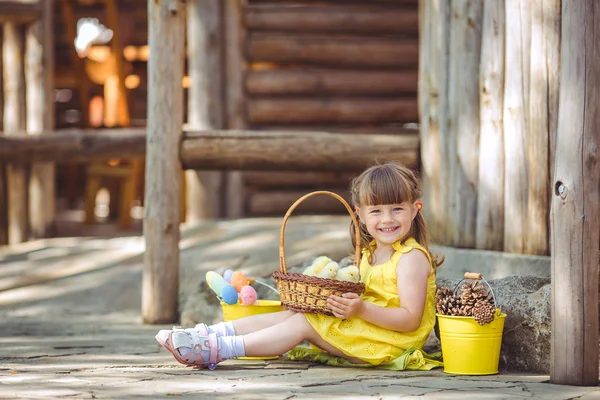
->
[0,216,599,399]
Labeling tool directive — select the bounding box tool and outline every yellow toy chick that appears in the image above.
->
[302,256,332,276]
[316,261,339,279]
[337,265,360,283]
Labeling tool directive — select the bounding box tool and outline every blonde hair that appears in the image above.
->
[349,162,444,268]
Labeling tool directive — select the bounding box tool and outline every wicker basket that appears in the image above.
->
[272,191,366,316]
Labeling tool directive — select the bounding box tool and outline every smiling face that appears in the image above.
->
[357,202,418,248]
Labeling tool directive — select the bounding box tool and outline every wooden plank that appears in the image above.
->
[246,34,419,69]
[224,0,246,218]
[142,0,185,324]
[475,0,504,251]
[26,0,55,239]
[0,25,5,246]
[503,0,530,254]
[180,130,419,171]
[550,0,599,386]
[246,69,418,96]
[446,0,483,248]
[418,0,450,245]
[3,22,29,245]
[186,0,225,221]
[244,6,418,36]
[247,98,418,124]
[0,0,42,23]
[525,0,560,256]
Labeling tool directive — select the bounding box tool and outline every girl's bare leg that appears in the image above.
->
[242,312,364,364]
[231,310,297,335]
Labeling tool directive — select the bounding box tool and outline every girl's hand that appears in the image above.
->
[327,292,365,319]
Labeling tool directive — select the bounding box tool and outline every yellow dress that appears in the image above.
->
[305,237,437,365]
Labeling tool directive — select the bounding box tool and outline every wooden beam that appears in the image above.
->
[0,0,43,24]
[418,0,451,245]
[224,0,246,218]
[180,130,419,171]
[503,0,530,254]
[0,27,6,246]
[0,129,419,171]
[246,69,418,96]
[246,34,419,69]
[186,0,225,221]
[447,0,483,248]
[247,98,418,125]
[3,22,29,244]
[550,0,599,386]
[142,0,185,324]
[26,0,55,239]
[475,0,504,251]
[244,5,418,36]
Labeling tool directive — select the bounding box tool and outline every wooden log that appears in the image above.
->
[180,130,419,171]
[248,189,352,216]
[224,0,246,218]
[0,0,42,23]
[244,6,418,36]
[247,98,418,124]
[503,0,531,254]
[246,34,419,69]
[246,69,418,96]
[0,129,419,170]
[550,0,599,386]
[0,128,147,163]
[475,0,505,251]
[244,171,357,189]
[142,0,185,324]
[26,0,55,239]
[525,0,561,256]
[418,0,451,245]
[186,0,224,221]
[446,0,483,248]
[3,22,29,244]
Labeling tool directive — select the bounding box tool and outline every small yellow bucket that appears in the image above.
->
[437,312,506,375]
[221,300,285,360]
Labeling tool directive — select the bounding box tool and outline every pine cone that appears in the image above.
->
[435,286,461,316]
[473,300,496,325]
[460,281,490,308]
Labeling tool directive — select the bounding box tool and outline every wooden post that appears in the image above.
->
[418,0,451,245]
[185,0,224,221]
[0,27,6,246]
[503,0,531,254]
[3,22,28,244]
[224,0,246,218]
[551,0,599,386]
[525,0,561,256]
[26,0,55,238]
[447,0,483,248]
[142,0,185,324]
[475,0,505,251]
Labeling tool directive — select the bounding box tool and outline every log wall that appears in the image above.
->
[238,0,420,216]
[419,0,561,256]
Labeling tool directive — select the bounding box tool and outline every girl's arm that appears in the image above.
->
[327,249,431,332]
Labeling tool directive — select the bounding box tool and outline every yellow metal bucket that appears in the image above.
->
[221,300,285,360]
[437,312,506,375]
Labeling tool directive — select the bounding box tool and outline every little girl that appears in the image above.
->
[156,162,444,369]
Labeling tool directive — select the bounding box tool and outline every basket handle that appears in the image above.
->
[279,191,361,274]
[454,272,499,311]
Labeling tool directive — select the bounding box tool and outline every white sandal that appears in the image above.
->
[155,323,210,359]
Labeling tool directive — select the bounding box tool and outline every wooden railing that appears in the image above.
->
[0,128,419,171]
